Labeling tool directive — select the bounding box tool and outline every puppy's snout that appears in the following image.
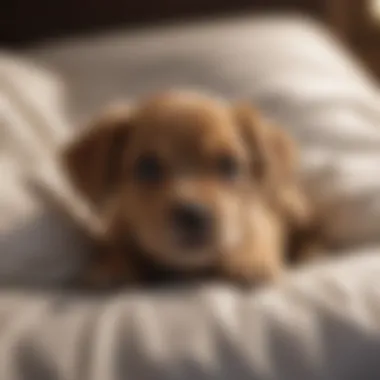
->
[171,202,213,247]
[173,202,211,232]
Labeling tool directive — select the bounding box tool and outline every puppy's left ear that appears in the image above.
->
[61,104,133,210]
[233,103,310,225]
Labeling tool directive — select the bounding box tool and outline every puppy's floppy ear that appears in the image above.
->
[233,103,297,182]
[62,104,132,208]
[233,103,310,224]
[233,105,320,263]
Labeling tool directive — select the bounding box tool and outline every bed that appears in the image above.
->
[2,13,380,380]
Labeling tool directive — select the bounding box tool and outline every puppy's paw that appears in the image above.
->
[219,251,283,288]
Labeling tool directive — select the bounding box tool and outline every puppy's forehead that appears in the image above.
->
[131,95,239,147]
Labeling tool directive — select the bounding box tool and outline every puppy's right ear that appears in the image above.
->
[233,103,311,226]
[233,103,297,182]
[62,104,132,208]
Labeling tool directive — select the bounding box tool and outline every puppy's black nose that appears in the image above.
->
[171,202,212,245]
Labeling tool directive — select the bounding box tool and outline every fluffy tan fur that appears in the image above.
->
[62,91,316,287]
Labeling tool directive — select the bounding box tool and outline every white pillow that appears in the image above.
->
[1,15,380,287]
[0,52,90,286]
[28,15,380,249]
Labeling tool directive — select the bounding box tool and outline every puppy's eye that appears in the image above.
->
[216,154,240,180]
[134,154,163,183]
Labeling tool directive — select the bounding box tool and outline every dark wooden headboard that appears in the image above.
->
[2,0,324,47]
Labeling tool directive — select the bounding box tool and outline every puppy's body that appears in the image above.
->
[62,91,315,287]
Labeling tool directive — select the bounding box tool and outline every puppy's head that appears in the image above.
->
[63,91,305,269]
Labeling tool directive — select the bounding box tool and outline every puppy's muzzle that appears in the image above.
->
[171,202,213,249]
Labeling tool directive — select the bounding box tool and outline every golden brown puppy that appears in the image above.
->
[62,91,315,287]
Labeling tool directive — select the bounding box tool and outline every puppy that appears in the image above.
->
[61,91,315,287]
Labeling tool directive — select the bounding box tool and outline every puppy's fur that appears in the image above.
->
[62,91,316,287]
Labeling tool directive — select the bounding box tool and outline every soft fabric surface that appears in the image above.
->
[1,251,380,380]
[1,14,380,380]
[0,53,91,285]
